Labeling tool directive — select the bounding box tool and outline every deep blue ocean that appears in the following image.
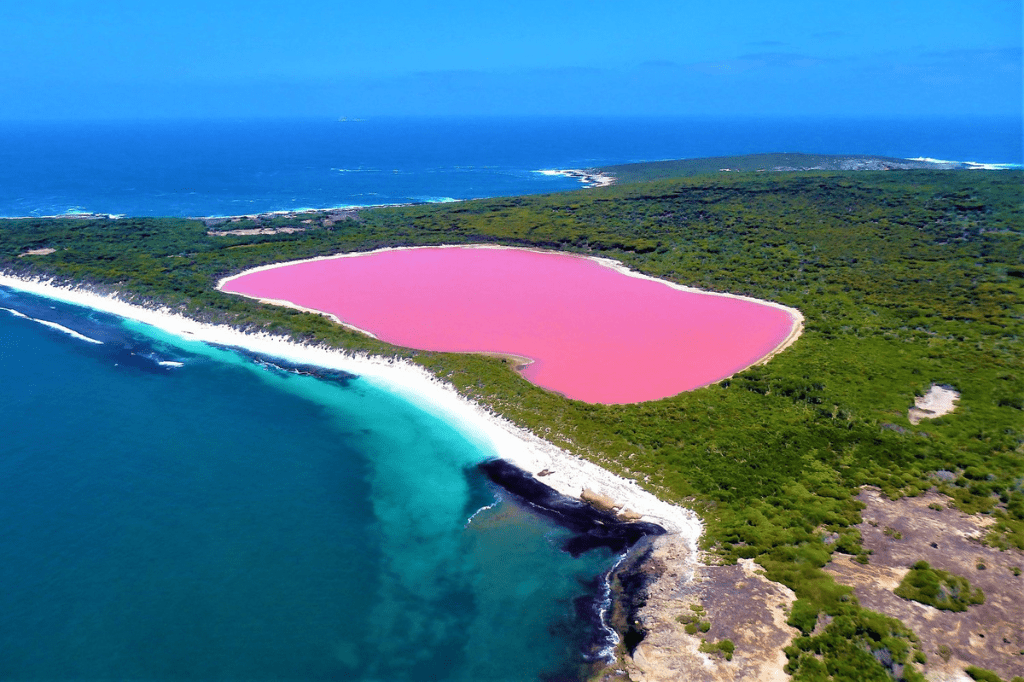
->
[0,116,1020,217]
[0,116,1021,680]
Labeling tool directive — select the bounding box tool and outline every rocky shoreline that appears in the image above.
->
[536,168,617,187]
[479,459,666,556]
[0,272,707,678]
[478,458,672,675]
[476,456,797,682]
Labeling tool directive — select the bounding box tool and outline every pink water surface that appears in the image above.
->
[220,247,795,404]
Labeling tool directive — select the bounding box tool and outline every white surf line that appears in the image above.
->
[0,271,702,539]
[463,500,498,528]
[595,551,629,663]
[1,305,29,318]
[534,168,617,187]
[906,157,1023,170]
[1,304,103,344]
[34,319,104,344]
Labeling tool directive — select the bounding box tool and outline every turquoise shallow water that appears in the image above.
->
[0,287,619,681]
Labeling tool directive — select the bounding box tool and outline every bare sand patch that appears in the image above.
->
[207,227,308,236]
[909,384,960,425]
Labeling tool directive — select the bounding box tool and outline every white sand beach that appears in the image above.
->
[0,272,702,541]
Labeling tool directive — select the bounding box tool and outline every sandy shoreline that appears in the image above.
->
[5,246,809,675]
[0,271,701,539]
[2,259,814,678]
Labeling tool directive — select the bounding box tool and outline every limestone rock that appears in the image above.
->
[618,509,643,522]
[582,488,619,511]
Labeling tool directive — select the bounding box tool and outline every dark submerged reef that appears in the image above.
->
[228,348,358,385]
[4,163,1022,680]
[478,458,665,557]
[479,458,666,679]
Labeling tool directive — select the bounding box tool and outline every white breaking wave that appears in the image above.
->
[464,500,498,528]
[418,197,461,204]
[907,156,1023,170]
[157,360,185,368]
[1,305,103,344]
[33,319,104,344]
[593,552,629,663]
[1,306,29,319]
[0,271,703,538]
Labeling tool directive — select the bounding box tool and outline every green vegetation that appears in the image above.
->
[894,561,985,611]
[599,153,944,183]
[2,167,1022,681]
[784,608,925,681]
[965,667,1002,682]
[678,604,734,662]
[964,666,1024,682]
[698,637,735,661]
[676,604,711,634]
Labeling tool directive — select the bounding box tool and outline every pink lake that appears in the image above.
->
[219,247,798,404]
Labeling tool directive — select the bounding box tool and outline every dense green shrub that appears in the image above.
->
[3,168,1021,680]
[965,666,1006,682]
[895,561,985,611]
[698,637,735,661]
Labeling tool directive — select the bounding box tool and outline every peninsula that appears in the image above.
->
[2,158,1022,682]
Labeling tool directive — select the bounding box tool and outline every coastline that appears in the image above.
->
[0,271,702,538]
[7,157,1018,223]
[535,168,617,187]
[0,166,608,222]
[1,269,707,674]
[4,151,1019,675]
[4,243,805,678]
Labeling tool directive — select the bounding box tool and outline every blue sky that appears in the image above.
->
[1,0,1020,119]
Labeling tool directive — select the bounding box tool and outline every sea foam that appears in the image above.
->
[2,305,103,344]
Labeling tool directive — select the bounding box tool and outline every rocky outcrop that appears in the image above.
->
[615,536,798,682]
[582,487,619,512]
[825,488,1024,681]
